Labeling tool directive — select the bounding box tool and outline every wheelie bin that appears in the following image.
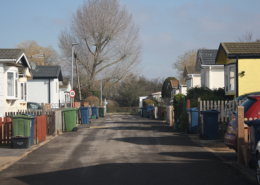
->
[99,107,105,117]
[163,105,167,120]
[138,108,142,116]
[141,107,145,117]
[91,106,98,119]
[147,105,154,118]
[79,107,90,124]
[62,108,78,131]
[186,108,198,134]
[10,114,34,148]
[28,114,37,145]
[200,110,220,139]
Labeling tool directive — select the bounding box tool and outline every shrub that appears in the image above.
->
[179,109,188,131]
[186,86,226,101]
[143,99,157,107]
[173,94,186,126]
[85,96,99,106]
[161,77,178,98]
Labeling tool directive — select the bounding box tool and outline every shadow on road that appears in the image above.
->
[12,161,255,185]
[112,136,201,146]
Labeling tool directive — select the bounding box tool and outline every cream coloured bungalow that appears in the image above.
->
[183,66,201,89]
[195,49,224,89]
[0,49,32,117]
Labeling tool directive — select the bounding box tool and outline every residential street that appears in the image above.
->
[0,114,256,185]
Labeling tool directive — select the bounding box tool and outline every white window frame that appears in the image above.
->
[224,64,236,93]
[6,71,18,100]
[20,82,27,101]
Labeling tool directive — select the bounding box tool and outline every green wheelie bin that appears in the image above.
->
[10,114,34,149]
[99,107,105,117]
[62,108,78,131]
[11,114,34,137]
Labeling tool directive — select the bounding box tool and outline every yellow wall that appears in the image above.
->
[216,48,236,65]
[238,59,260,96]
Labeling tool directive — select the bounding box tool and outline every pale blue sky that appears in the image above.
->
[1,0,260,79]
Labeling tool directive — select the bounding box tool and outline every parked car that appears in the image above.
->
[224,92,260,117]
[224,95,260,152]
[256,140,260,184]
[27,102,42,110]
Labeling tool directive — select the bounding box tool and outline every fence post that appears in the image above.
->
[237,106,245,165]
[187,99,190,109]
[197,98,201,139]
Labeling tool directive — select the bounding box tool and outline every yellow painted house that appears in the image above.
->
[215,42,260,98]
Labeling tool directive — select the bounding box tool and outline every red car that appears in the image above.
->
[224,95,260,151]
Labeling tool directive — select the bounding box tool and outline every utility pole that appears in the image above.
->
[100,81,102,106]
[71,43,79,108]
[75,52,82,101]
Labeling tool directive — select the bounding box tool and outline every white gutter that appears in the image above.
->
[201,65,224,68]
[0,59,16,62]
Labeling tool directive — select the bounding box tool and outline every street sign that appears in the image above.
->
[69,90,76,98]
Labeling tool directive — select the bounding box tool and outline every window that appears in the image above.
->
[224,65,236,93]
[7,71,18,99]
[186,79,192,89]
[229,66,235,91]
[20,82,27,101]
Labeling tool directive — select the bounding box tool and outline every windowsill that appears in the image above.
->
[6,97,18,100]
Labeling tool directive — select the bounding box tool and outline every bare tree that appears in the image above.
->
[235,30,260,42]
[235,31,254,42]
[58,0,142,91]
[172,49,197,79]
[16,40,60,66]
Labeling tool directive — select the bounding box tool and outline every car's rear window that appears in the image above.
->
[235,99,257,114]
[235,95,247,101]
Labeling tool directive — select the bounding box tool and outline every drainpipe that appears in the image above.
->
[191,74,193,87]
[48,79,51,103]
[236,57,239,97]
[209,66,211,89]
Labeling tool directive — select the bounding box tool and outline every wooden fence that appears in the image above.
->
[0,117,12,145]
[197,100,243,137]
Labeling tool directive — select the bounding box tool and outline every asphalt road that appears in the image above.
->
[0,114,256,185]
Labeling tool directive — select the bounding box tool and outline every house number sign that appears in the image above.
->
[69,90,76,98]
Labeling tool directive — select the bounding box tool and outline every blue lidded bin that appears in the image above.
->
[141,107,145,117]
[79,107,90,124]
[147,105,154,118]
[200,110,220,140]
[28,113,36,146]
[91,107,98,119]
[186,108,198,134]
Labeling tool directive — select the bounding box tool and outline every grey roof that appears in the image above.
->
[183,66,200,78]
[186,66,200,74]
[195,49,218,71]
[0,49,24,59]
[179,79,187,86]
[32,65,63,81]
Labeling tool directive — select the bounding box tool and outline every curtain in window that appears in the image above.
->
[24,83,27,101]
[7,72,14,96]
[21,83,24,100]
[15,73,18,98]
[229,66,235,91]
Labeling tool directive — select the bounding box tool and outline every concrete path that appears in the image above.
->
[0,114,256,185]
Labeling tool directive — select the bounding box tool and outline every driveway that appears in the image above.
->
[0,114,256,185]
